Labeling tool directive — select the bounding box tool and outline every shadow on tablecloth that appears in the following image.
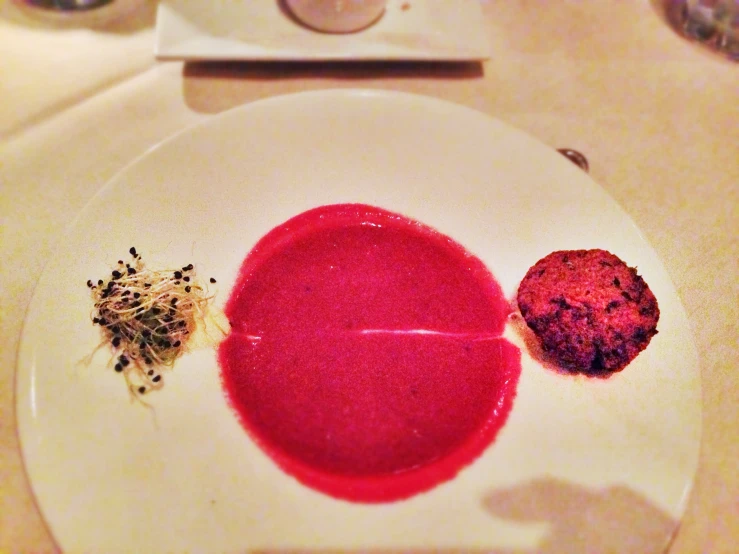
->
[181,60,483,115]
[249,477,677,554]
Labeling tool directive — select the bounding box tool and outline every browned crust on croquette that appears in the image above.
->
[517,249,659,374]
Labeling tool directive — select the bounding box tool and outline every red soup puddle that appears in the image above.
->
[218,204,520,502]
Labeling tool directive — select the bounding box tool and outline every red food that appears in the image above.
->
[218,204,520,502]
[517,249,659,374]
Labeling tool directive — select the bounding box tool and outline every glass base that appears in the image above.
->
[23,0,114,11]
[660,0,739,61]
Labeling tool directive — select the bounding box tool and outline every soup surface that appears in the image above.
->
[219,204,520,502]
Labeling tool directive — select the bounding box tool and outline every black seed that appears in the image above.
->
[93,317,100,324]
[183,276,190,282]
[152,375,161,383]
[142,330,151,337]
[87,279,93,288]
[170,298,178,306]
[138,386,146,394]
[112,270,122,279]
[133,292,141,299]
[147,370,154,376]
[114,363,123,372]
[144,283,151,288]
[210,277,216,283]
[98,318,108,326]
[174,281,180,285]
[174,271,183,279]
[120,356,130,367]
[112,336,121,347]
[118,260,123,265]
[621,291,633,301]
[173,340,181,347]
[185,286,191,293]
[97,279,103,286]
[613,277,621,288]
[140,341,147,349]
[122,290,130,296]
[162,340,171,348]
[145,357,152,365]
[127,267,136,275]
[129,247,137,256]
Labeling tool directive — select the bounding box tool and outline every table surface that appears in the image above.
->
[1,0,737,552]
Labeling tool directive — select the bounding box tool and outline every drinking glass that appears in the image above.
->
[661,0,739,60]
[22,0,114,10]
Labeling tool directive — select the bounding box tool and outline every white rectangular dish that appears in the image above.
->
[155,0,491,61]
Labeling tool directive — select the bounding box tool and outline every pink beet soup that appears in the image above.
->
[218,204,520,502]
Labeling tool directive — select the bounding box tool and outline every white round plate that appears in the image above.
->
[16,89,701,553]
